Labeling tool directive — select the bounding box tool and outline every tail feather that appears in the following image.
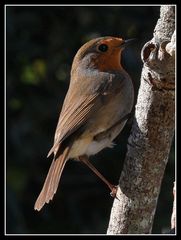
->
[34,147,70,211]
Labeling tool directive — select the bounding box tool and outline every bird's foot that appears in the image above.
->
[110,185,119,200]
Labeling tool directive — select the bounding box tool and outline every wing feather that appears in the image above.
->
[47,93,101,157]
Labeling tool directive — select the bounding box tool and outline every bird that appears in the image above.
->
[34,36,135,211]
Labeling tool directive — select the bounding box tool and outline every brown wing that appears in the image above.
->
[47,92,101,157]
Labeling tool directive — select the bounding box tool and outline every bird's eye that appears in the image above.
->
[98,44,108,52]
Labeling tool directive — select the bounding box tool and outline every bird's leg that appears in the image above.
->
[78,155,118,198]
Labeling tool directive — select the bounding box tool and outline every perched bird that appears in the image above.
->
[34,36,134,211]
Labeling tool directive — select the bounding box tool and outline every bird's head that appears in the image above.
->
[72,36,135,72]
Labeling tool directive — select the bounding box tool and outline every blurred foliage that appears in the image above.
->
[6,5,175,234]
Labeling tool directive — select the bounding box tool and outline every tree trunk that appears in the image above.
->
[107,5,175,234]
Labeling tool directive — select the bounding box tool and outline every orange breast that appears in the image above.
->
[93,51,122,71]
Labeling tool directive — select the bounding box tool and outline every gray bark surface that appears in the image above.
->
[107,5,175,234]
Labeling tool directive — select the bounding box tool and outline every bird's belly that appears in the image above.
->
[68,136,113,158]
[85,118,127,156]
[85,138,114,156]
[68,119,127,159]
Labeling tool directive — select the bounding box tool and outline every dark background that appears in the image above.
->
[6,5,175,234]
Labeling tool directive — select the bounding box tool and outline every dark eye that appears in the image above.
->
[98,44,108,52]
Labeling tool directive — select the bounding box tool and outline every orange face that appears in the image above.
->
[72,37,127,73]
[92,37,125,71]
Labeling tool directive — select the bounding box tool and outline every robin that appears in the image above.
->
[34,36,135,211]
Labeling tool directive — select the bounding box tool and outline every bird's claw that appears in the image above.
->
[110,185,119,200]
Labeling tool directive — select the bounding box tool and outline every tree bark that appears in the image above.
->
[107,5,175,234]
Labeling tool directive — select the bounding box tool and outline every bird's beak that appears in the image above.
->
[118,38,136,48]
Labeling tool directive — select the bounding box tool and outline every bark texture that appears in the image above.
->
[107,5,175,234]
